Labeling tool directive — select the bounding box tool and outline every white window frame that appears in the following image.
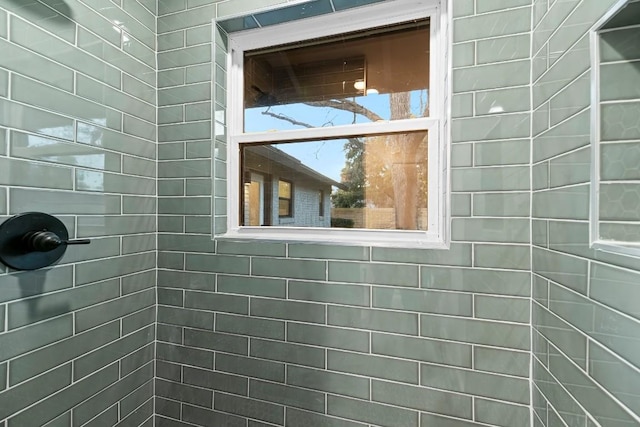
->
[224,0,450,248]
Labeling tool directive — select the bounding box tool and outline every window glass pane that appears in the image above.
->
[244,19,430,132]
[240,131,428,229]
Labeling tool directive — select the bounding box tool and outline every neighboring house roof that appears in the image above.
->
[247,145,346,190]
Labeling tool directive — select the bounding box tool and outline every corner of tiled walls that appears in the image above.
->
[531,0,640,426]
[0,0,157,425]
[155,1,534,426]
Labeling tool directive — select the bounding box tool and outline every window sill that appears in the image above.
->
[219,226,448,249]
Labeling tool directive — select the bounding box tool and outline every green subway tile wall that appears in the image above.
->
[0,0,156,425]
[0,0,638,426]
[532,0,640,426]
[157,1,533,426]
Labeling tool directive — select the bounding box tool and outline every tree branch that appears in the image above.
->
[304,99,384,122]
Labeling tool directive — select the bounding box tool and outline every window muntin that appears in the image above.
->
[225,0,448,247]
[244,20,430,133]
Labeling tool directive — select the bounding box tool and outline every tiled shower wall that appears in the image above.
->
[531,0,640,425]
[0,0,157,425]
[156,1,532,426]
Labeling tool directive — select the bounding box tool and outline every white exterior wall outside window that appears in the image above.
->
[224,0,450,247]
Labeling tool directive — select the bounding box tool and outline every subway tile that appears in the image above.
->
[77,122,155,159]
[532,185,589,220]
[474,243,531,270]
[158,82,211,106]
[76,74,155,123]
[0,38,73,92]
[158,306,214,330]
[158,233,216,252]
[186,253,249,274]
[475,86,530,115]
[216,353,285,383]
[533,0,577,53]
[532,247,588,294]
[184,365,247,396]
[0,157,72,190]
[549,73,589,126]
[329,260,419,287]
[452,42,475,68]
[159,121,212,142]
[75,252,155,285]
[533,109,589,162]
[158,31,185,51]
[216,313,285,340]
[533,359,586,427]
[548,147,590,188]
[451,143,473,166]
[590,263,640,320]
[10,16,121,88]
[534,36,589,108]
[185,290,248,315]
[454,8,530,42]
[534,299,587,369]
[421,266,531,296]
[250,339,325,369]
[451,193,472,217]
[7,279,120,329]
[182,404,246,427]
[218,275,286,298]
[477,34,531,64]
[0,364,72,420]
[548,345,638,426]
[0,314,72,363]
[454,61,530,92]
[288,323,369,353]
[421,314,530,350]
[156,342,213,369]
[0,1,75,43]
[327,395,418,427]
[473,192,530,217]
[158,4,216,33]
[217,240,285,257]
[475,399,531,427]
[372,287,472,316]
[328,349,418,384]
[251,298,325,324]
[474,139,530,166]
[372,380,472,419]
[252,257,325,281]
[77,27,155,86]
[589,341,640,416]
[373,243,472,267]
[474,295,530,323]
[601,142,640,180]
[474,347,530,378]
[249,379,325,413]
[10,131,122,173]
[75,289,155,332]
[452,166,530,192]
[158,44,212,69]
[452,113,530,143]
[329,305,418,335]
[287,365,369,400]
[8,363,119,426]
[451,93,473,118]
[452,218,530,243]
[421,363,530,405]
[214,393,284,425]
[158,270,215,291]
[286,408,367,427]
[372,332,472,367]
[155,378,212,408]
[0,99,74,141]
[73,326,153,380]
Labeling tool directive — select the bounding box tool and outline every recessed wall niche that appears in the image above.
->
[591,0,640,257]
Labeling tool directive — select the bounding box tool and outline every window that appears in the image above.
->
[278,180,293,218]
[591,0,640,257]
[225,0,449,247]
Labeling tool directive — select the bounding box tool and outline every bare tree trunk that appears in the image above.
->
[388,92,423,230]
